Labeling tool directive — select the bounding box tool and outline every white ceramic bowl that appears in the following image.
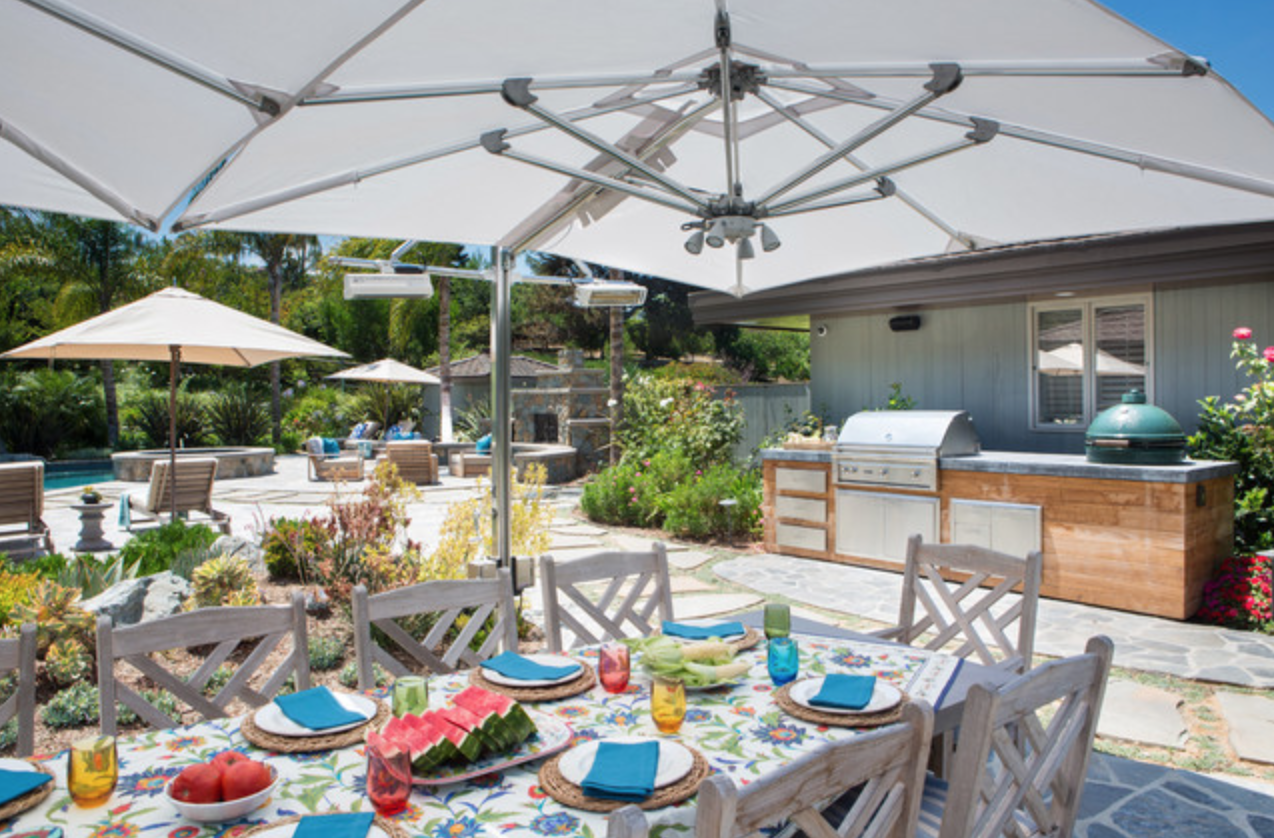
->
[166,765,280,823]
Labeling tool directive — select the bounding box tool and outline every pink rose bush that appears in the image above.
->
[1234,326,1253,340]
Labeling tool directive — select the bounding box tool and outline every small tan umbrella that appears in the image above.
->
[2,286,348,516]
[326,358,440,385]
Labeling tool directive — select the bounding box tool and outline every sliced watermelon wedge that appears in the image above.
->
[453,685,538,746]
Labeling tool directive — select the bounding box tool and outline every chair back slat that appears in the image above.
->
[899,535,1041,673]
[352,572,517,689]
[96,593,310,736]
[935,636,1113,838]
[0,462,41,527]
[540,544,673,652]
[694,701,934,838]
[0,624,37,755]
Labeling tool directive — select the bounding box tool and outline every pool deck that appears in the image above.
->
[27,453,1274,836]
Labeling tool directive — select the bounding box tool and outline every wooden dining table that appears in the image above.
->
[7,617,1006,838]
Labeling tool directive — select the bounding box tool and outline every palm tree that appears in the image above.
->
[42,214,151,447]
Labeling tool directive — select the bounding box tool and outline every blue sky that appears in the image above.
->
[1102,0,1274,119]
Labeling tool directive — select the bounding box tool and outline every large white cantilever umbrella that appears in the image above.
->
[1,287,349,517]
[3,0,1274,560]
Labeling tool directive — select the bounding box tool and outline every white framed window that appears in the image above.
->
[1029,294,1151,430]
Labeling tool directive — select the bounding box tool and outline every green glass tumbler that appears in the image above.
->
[763,603,791,640]
[392,676,429,717]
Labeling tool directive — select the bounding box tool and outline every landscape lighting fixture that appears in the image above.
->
[573,281,647,308]
[344,273,433,300]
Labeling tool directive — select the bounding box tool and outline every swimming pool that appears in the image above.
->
[43,462,116,492]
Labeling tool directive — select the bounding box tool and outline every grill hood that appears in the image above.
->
[836,410,981,457]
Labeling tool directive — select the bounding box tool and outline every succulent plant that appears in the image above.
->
[188,554,260,609]
[11,580,94,653]
[45,637,92,687]
[308,635,345,672]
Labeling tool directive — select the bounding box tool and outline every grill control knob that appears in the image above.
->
[913,469,921,477]
[881,468,889,475]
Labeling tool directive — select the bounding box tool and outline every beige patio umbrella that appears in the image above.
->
[2,286,348,516]
[326,358,440,386]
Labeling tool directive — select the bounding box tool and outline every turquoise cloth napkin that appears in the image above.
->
[661,620,744,640]
[0,768,51,806]
[293,812,374,838]
[810,674,877,710]
[581,741,659,802]
[274,686,366,730]
[480,651,581,681]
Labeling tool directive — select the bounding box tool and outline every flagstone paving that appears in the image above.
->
[1098,680,1188,750]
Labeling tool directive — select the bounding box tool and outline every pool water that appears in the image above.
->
[44,467,116,492]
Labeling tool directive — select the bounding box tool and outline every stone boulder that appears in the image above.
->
[81,577,149,626]
[212,535,266,575]
[142,572,192,623]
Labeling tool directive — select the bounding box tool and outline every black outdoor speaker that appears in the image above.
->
[889,314,922,332]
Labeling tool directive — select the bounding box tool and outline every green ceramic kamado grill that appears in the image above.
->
[1084,390,1187,465]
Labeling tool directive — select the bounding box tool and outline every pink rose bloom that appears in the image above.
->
[1265,346,1274,363]
[1234,327,1253,340]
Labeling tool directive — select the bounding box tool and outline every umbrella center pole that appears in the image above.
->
[490,247,514,582]
[169,345,181,520]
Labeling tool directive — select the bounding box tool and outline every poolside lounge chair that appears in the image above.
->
[126,457,231,534]
[0,461,55,556]
[306,437,365,481]
[386,440,439,484]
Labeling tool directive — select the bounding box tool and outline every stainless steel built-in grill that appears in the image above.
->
[833,410,981,492]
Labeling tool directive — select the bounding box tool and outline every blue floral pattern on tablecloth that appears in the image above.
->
[6,634,961,838]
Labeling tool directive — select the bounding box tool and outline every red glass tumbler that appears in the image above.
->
[599,643,631,694]
[367,741,412,816]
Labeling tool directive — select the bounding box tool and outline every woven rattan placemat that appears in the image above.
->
[774,680,910,728]
[239,812,408,838]
[657,626,762,653]
[469,663,597,702]
[0,761,54,821]
[538,742,711,812]
[241,698,390,753]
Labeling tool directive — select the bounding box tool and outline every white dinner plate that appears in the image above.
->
[557,736,694,790]
[789,677,902,716]
[663,620,747,643]
[253,692,378,737]
[0,758,40,773]
[480,654,584,688]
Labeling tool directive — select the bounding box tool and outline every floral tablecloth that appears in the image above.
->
[6,634,962,838]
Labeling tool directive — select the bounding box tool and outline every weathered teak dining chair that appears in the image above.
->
[539,543,673,653]
[96,591,310,736]
[877,535,1042,676]
[607,702,935,838]
[0,461,55,557]
[0,623,38,756]
[916,635,1113,838]
[352,570,518,689]
[126,457,231,534]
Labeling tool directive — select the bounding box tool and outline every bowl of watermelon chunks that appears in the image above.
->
[166,751,280,823]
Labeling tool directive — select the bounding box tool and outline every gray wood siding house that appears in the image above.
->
[692,221,1274,453]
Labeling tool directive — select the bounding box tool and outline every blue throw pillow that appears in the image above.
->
[322,438,340,456]
[349,422,367,440]
[476,434,492,454]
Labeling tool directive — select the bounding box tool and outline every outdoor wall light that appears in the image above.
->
[760,223,781,252]
[816,324,829,337]
[684,229,705,254]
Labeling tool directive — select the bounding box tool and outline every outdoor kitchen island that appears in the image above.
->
[761,447,1237,620]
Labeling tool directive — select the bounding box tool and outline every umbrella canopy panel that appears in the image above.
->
[4,0,1271,297]
[327,358,440,385]
[0,287,348,366]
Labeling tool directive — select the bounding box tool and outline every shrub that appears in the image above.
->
[57,553,142,599]
[202,665,234,697]
[0,568,41,628]
[1189,329,1274,553]
[352,383,423,433]
[115,522,219,577]
[619,374,744,468]
[1195,553,1273,632]
[453,398,492,442]
[339,660,388,689]
[580,451,690,529]
[118,690,180,727]
[189,555,260,608]
[0,368,106,458]
[308,636,345,671]
[46,637,92,687]
[0,720,15,752]
[207,383,271,446]
[283,386,358,439]
[125,388,206,449]
[261,517,326,580]
[659,464,763,540]
[716,330,810,382]
[6,553,69,580]
[42,682,99,729]
[10,580,94,653]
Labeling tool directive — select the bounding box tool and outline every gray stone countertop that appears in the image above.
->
[760,448,1236,484]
